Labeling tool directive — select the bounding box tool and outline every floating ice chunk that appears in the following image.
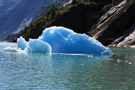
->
[16,37,52,53]
[68,33,111,55]
[15,26,112,55]
[39,26,74,41]
[17,36,27,50]
[39,26,75,53]
[39,26,112,55]
[0,42,17,51]
[3,47,18,52]
[27,39,52,53]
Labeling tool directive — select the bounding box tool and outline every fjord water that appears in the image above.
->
[0,45,135,89]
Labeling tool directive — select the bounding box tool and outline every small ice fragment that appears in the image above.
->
[17,36,27,50]
[3,47,18,52]
[27,39,52,53]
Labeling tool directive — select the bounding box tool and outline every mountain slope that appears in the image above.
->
[18,0,120,41]
[18,0,135,46]
[0,0,68,41]
[0,0,21,13]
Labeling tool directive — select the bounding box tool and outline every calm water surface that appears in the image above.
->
[0,46,135,90]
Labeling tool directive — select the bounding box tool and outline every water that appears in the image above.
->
[0,44,135,90]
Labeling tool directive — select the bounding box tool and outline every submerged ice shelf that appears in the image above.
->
[3,26,112,55]
[0,42,17,51]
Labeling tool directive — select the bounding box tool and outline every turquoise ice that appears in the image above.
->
[4,26,112,55]
[17,36,27,50]
[39,26,112,55]
[27,39,52,53]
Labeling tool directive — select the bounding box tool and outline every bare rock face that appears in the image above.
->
[116,24,135,46]
[63,0,73,7]
[89,0,135,46]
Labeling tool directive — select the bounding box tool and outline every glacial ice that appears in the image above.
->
[3,47,18,52]
[2,39,52,53]
[2,26,112,55]
[39,26,112,55]
[0,42,17,51]
[27,39,52,53]
[17,36,27,50]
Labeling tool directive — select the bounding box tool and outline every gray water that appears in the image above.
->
[0,47,135,90]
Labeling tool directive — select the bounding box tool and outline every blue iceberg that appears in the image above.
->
[17,36,27,50]
[16,37,52,53]
[39,26,112,55]
[7,26,112,55]
[27,39,52,53]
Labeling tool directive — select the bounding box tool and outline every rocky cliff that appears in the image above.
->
[18,0,112,41]
[89,0,135,46]
[18,0,135,46]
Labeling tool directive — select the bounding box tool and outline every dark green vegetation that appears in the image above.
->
[18,0,135,46]
[33,0,69,21]
[18,0,118,40]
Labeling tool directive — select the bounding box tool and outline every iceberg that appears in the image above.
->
[16,37,52,53]
[27,39,52,53]
[38,26,75,53]
[39,26,112,55]
[4,26,112,55]
[17,36,27,50]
